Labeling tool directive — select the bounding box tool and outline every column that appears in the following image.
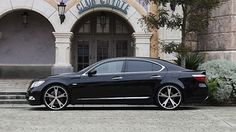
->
[133,32,152,57]
[52,32,73,75]
[150,0,159,58]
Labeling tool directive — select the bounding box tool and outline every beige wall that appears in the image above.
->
[0,10,55,64]
[0,0,154,77]
[197,0,236,62]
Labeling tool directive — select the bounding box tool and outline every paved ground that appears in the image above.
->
[0,105,235,132]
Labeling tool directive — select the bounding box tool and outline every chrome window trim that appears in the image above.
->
[81,58,166,76]
[82,71,163,76]
[125,59,165,73]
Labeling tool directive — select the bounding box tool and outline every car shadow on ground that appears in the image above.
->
[28,106,200,111]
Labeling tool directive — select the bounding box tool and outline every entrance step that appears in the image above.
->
[0,92,26,95]
[0,99,27,104]
[0,79,32,92]
[0,92,26,104]
[0,93,26,99]
[0,99,27,105]
[0,79,30,104]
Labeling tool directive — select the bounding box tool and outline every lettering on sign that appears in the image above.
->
[76,0,130,14]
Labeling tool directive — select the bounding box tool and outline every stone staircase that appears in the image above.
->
[0,92,26,104]
[0,79,32,104]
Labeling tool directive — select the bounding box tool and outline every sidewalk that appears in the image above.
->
[0,105,235,132]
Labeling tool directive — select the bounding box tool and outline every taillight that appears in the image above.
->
[192,74,206,82]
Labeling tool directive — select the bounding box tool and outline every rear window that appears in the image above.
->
[126,60,162,72]
[152,64,162,71]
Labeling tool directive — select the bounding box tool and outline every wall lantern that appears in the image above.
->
[21,12,28,26]
[58,1,66,24]
[100,12,106,28]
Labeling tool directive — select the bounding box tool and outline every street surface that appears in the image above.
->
[0,104,235,132]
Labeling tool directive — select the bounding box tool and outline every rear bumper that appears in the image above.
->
[184,83,208,103]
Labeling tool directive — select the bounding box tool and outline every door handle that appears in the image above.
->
[151,75,161,79]
[112,76,123,80]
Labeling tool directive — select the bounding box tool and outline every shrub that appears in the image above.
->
[198,59,236,103]
[174,53,204,70]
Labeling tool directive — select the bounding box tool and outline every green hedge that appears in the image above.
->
[198,59,236,103]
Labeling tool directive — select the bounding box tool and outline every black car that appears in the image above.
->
[26,57,208,110]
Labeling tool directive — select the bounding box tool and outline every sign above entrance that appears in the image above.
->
[76,0,130,14]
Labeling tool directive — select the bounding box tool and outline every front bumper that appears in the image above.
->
[26,85,43,105]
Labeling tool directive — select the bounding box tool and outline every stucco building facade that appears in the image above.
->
[0,0,234,79]
[197,0,236,62]
[0,0,160,78]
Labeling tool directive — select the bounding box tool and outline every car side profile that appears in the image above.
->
[26,57,208,110]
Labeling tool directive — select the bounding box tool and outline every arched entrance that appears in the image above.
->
[0,10,55,78]
[72,12,135,71]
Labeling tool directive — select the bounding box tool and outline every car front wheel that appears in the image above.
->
[43,85,69,110]
[156,85,182,110]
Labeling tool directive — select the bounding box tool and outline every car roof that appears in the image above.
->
[102,57,161,61]
[102,57,189,71]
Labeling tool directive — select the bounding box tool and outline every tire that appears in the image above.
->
[43,85,69,110]
[155,85,182,110]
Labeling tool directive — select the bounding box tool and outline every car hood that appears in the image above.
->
[48,72,82,79]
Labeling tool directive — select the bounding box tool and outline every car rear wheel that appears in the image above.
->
[43,85,69,110]
[156,85,182,110]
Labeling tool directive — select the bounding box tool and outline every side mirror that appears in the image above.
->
[88,70,97,77]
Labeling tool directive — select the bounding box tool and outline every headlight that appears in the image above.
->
[30,80,45,88]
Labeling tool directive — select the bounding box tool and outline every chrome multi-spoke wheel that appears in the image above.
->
[156,85,182,110]
[43,85,68,110]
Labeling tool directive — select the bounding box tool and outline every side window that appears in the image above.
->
[126,60,152,72]
[93,61,124,74]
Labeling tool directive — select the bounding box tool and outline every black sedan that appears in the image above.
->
[26,57,208,110]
